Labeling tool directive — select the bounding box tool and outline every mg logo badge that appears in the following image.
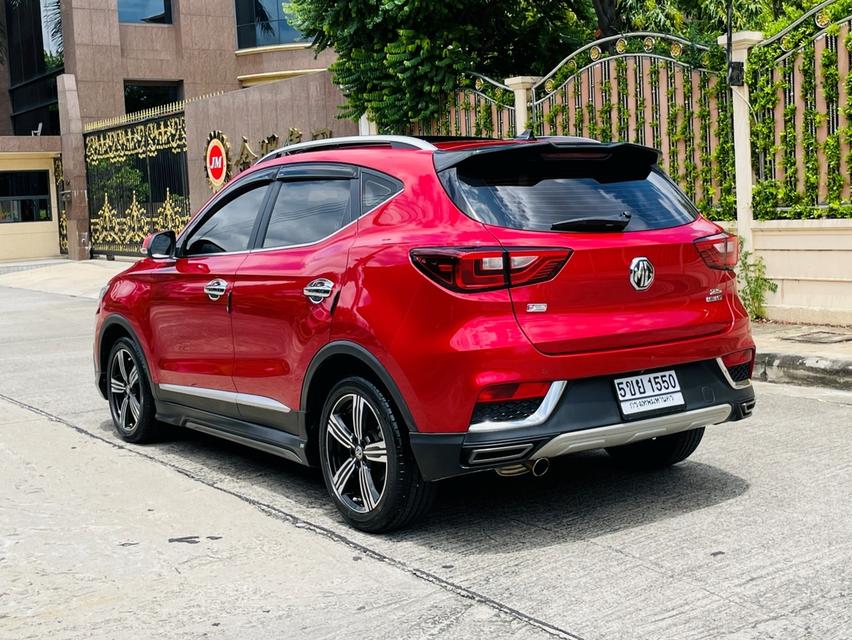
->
[629,257,654,291]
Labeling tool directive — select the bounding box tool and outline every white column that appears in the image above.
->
[717,31,764,250]
[358,114,378,136]
[504,76,541,134]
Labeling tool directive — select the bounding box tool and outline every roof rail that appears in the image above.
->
[258,135,437,163]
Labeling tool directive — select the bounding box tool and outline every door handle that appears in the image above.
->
[204,278,229,301]
[303,278,334,304]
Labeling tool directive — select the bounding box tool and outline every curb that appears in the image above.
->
[755,352,852,391]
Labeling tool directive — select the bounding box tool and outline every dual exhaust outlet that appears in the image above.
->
[495,457,550,478]
[466,442,549,477]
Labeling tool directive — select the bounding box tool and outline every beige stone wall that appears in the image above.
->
[184,71,357,212]
[61,0,335,126]
[0,140,62,260]
[753,220,852,325]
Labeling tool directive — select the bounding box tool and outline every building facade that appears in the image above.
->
[0,0,340,260]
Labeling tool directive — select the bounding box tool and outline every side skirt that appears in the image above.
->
[155,399,310,466]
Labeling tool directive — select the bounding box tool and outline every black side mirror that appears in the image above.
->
[143,230,176,259]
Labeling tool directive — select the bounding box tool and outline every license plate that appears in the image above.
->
[614,370,685,416]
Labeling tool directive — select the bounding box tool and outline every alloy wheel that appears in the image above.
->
[325,393,388,513]
[109,347,142,434]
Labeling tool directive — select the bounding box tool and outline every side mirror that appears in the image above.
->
[142,230,176,259]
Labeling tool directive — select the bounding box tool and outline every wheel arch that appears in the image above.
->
[301,342,418,464]
[97,315,156,399]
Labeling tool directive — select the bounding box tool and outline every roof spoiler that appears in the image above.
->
[433,141,662,172]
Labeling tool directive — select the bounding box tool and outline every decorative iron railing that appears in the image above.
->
[748,0,852,218]
[84,112,191,256]
[529,33,734,217]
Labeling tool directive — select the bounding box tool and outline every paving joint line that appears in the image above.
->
[0,391,585,640]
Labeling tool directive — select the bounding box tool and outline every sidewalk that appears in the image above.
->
[752,321,852,391]
[0,258,849,390]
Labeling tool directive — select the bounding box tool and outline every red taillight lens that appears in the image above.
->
[695,233,738,270]
[477,382,551,403]
[411,248,571,292]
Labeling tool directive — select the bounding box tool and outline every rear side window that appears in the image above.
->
[439,150,697,232]
[262,180,352,248]
[361,171,403,212]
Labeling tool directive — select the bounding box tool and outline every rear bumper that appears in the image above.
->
[409,358,755,481]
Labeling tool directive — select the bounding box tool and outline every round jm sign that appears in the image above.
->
[205,131,231,191]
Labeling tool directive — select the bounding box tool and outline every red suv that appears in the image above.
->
[95,135,756,532]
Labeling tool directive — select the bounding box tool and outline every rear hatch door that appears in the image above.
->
[437,142,734,355]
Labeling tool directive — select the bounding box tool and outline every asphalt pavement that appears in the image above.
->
[1,276,851,639]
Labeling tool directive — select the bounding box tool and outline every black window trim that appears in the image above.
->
[360,168,404,217]
[250,162,360,253]
[177,169,277,258]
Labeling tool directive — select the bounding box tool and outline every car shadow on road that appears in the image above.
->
[97,419,749,551]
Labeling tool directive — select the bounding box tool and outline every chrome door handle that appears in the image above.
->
[303,278,334,304]
[204,278,229,301]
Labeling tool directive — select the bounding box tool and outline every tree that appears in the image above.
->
[289,0,595,131]
[292,0,812,130]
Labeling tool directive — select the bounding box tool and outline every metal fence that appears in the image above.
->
[84,108,191,257]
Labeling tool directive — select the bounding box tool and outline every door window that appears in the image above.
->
[183,183,270,256]
[261,179,352,249]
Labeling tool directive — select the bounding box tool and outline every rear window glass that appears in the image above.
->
[439,152,697,232]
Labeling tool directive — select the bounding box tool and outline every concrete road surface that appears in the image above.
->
[0,285,850,640]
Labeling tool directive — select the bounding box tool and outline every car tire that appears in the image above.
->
[318,376,434,533]
[605,427,705,470]
[106,337,160,444]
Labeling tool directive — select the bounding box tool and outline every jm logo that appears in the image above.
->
[629,257,655,291]
[210,157,223,169]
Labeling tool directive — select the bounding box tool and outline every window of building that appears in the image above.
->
[0,171,52,224]
[234,0,310,49]
[118,0,172,24]
[262,180,351,249]
[124,82,182,114]
[4,0,64,135]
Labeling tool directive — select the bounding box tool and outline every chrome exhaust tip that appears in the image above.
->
[530,457,550,477]
[495,457,550,478]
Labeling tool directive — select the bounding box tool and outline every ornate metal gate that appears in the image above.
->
[84,109,191,257]
[529,33,735,217]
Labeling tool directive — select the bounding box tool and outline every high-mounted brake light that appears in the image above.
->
[695,233,738,270]
[410,247,572,292]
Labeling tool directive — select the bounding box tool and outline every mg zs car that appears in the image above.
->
[94,135,756,532]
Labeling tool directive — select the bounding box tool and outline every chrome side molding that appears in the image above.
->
[533,403,732,460]
[158,383,292,413]
[468,380,567,433]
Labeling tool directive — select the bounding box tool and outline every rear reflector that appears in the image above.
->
[477,381,551,403]
[411,247,571,292]
[722,348,755,379]
[695,233,738,270]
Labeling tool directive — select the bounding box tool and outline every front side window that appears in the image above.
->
[118,0,172,24]
[234,0,310,49]
[262,180,351,248]
[0,171,51,224]
[184,183,269,255]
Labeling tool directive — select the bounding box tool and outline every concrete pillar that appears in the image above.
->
[56,74,89,261]
[358,114,378,136]
[504,76,541,133]
[717,31,764,251]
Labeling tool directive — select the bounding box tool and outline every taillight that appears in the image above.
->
[410,247,571,292]
[695,233,738,270]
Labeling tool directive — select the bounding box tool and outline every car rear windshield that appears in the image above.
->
[438,148,698,232]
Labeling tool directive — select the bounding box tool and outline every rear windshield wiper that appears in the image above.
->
[550,212,631,232]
